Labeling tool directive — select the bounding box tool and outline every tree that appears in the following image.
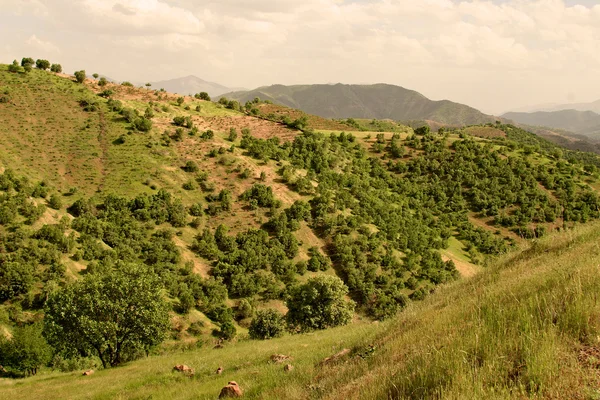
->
[176,97,184,106]
[0,323,52,375]
[286,276,355,332]
[35,59,50,70]
[195,92,211,101]
[74,70,86,83]
[21,57,34,67]
[50,64,62,73]
[43,264,170,368]
[98,77,108,87]
[249,309,286,340]
[8,60,22,73]
[145,83,152,89]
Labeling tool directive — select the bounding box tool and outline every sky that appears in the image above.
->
[1,0,599,115]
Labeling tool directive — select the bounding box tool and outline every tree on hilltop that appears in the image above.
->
[20,57,34,67]
[35,59,50,70]
[50,63,62,73]
[8,60,22,73]
[74,70,86,83]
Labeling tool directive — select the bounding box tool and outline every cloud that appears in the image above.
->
[1,0,600,112]
[25,34,60,53]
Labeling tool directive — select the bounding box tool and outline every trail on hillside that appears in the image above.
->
[97,108,109,191]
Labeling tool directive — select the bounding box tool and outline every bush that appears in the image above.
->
[98,77,107,87]
[182,160,199,173]
[8,60,22,73]
[74,70,86,83]
[50,64,62,73]
[249,309,286,340]
[133,117,153,132]
[48,194,62,210]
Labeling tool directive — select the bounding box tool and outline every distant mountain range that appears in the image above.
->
[222,83,497,126]
[507,99,600,114]
[148,75,243,98]
[502,110,600,139]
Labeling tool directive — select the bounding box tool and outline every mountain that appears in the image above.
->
[223,83,496,126]
[502,109,600,138]
[149,75,240,98]
[508,99,600,114]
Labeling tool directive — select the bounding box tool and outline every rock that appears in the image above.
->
[173,364,195,376]
[82,369,94,376]
[216,366,224,374]
[319,348,351,366]
[283,364,294,372]
[269,354,292,364]
[219,381,243,398]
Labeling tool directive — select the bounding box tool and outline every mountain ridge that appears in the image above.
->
[502,109,600,139]
[222,83,497,126]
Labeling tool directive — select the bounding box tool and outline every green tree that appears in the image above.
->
[98,77,108,87]
[74,70,86,84]
[35,59,50,70]
[0,323,52,375]
[286,276,355,332]
[43,264,170,368]
[249,309,286,340]
[92,73,99,79]
[7,60,22,73]
[176,97,184,106]
[50,64,62,73]
[21,57,34,67]
[195,92,210,101]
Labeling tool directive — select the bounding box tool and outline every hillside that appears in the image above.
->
[223,83,496,126]
[503,110,600,139]
[4,221,600,399]
[149,75,240,98]
[2,62,600,398]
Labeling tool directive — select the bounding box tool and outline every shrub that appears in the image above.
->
[249,309,286,340]
[50,63,62,73]
[74,70,86,83]
[48,194,62,210]
[98,89,114,98]
[182,161,199,173]
[8,60,22,73]
[133,117,153,132]
[98,77,107,87]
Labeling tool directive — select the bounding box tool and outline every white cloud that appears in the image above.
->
[25,34,60,53]
[1,0,599,113]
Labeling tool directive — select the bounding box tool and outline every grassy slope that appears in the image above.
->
[3,222,600,399]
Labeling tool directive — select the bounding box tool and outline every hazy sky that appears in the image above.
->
[1,0,599,114]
